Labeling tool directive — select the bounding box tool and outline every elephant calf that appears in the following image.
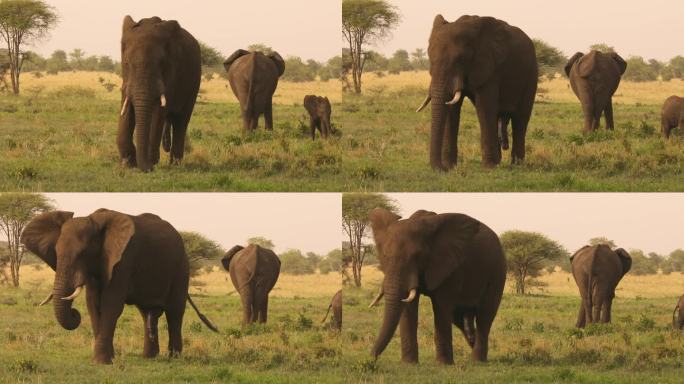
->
[221,244,281,325]
[570,244,632,327]
[661,95,684,139]
[303,95,332,139]
[674,294,684,330]
[321,289,342,330]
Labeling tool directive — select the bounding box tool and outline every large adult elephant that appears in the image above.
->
[564,50,627,133]
[117,16,201,172]
[221,244,281,325]
[224,50,285,132]
[417,15,538,170]
[570,244,632,327]
[20,209,217,364]
[368,208,506,364]
[661,95,684,139]
[673,294,684,330]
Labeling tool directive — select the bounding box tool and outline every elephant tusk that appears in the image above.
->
[416,96,431,112]
[38,293,53,306]
[368,290,385,308]
[160,94,167,107]
[445,91,462,105]
[120,97,129,116]
[62,286,83,301]
[402,289,417,303]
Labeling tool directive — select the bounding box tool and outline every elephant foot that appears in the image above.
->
[482,161,498,169]
[436,356,454,365]
[120,157,136,168]
[93,354,113,365]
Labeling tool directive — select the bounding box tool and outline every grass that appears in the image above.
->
[1,71,683,191]
[339,267,684,383]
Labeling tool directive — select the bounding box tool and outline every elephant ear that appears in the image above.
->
[414,214,480,291]
[614,248,632,276]
[569,245,589,263]
[157,20,181,37]
[564,52,584,77]
[20,211,74,271]
[609,52,627,75]
[468,17,510,89]
[224,49,250,72]
[122,15,137,33]
[368,208,401,258]
[221,245,245,271]
[303,95,315,113]
[577,51,598,78]
[89,209,135,285]
[432,14,448,30]
[268,52,286,77]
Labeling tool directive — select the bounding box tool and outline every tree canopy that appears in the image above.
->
[179,231,224,277]
[247,236,274,249]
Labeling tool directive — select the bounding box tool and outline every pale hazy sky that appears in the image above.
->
[34,1,340,62]
[384,193,684,255]
[380,0,684,61]
[44,193,341,255]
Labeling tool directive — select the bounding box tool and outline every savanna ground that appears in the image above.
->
[1,71,683,191]
[0,265,343,383]
[341,267,684,383]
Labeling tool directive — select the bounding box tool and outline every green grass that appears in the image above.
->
[341,286,684,383]
[1,85,682,191]
[0,287,344,383]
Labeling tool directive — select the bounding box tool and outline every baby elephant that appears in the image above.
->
[221,244,281,325]
[661,95,684,139]
[321,290,342,330]
[674,294,684,330]
[303,95,332,139]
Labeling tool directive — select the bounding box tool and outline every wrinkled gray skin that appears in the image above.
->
[224,50,285,132]
[570,244,632,328]
[304,95,332,140]
[674,294,684,330]
[661,95,684,139]
[117,16,201,172]
[565,50,627,134]
[221,244,281,324]
[322,289,342,330]
[20,209,217,364]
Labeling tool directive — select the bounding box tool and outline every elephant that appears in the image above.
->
[117,16,201,172]
[417,15,538,170]
[661,95,684,139]
[223,50,285,132]
[673,294,684,330]
[303,95,332,140]
[321,289,342,330]
[564,50,627,133]
[221,244,281,325]
[368,208,507,364]
[570,244,632,328]
[20,209,217,364]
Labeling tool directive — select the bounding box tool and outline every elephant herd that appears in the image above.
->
[416,14,683,171]
[363,208,684,365]
[116,16,334,173]
[19,209,341,364]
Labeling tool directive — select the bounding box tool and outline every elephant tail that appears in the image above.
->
[162,120,172,153]
[186,294,219,333]
[674,304,681,329]
[586,268,594,323]
[245,54,257,117]
[321,302,333,324]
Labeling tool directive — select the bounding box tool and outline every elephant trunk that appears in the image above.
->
[370,279,404,359]
[429,79,448,171]
[52,270,81,331]
[133,91,155,172]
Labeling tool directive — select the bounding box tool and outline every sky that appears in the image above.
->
[33,1,340,62]
[44,193,341,255]
[383,193,684,255]
[378,0,684,61]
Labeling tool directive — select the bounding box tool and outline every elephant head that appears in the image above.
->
[120,16,182,172]
[564,51,627,78]
[221,245,245,271]
[223,49,286,77]
[21,209,135,331]
[368,208,480,358]
[613,248,632,276]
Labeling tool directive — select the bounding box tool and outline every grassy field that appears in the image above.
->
[0,265,342,383]
[0,70,682,191]
[339,267,684,383]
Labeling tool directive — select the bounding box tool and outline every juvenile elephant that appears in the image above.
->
[570,244,632,327]
[224,50,285,132]
[565,50,627,133]
[674,294,684,330]
[417,15,538,170]
[118,16,201,172]
[321,289,342,330]
[303,95,332,139]
[221,244,281,325]
[368,208,506,364]
[661,95,684,139]
[20,209,217,364]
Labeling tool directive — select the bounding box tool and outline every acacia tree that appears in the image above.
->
[588,237,617,248]
[0,193,53,287]
[179,231,224,277]
[247,236,274,249]
[342,0,400,94]
[342,193,398,287]
[501,230,568,294]
[0,0,57,95]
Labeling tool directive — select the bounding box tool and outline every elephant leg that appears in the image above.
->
[475,88,502,167]
[254,287,268,323]
[581,104,594,134]
[250,113,259,131]
[85,284,101,338]
[602,297,613,323]
[605,100,615,130]
[265,101,274,131]
[441,102,461,169]
[511,114,529,165]
[431,299,454,365]
[93,295,125,364]
[239,288,255,325]
[473,311,493,362]
[399,294,420,364]
[592,108,602,131]
[149,108,164,166]
[310,117,316,140]
[576,299,586,328]
[169,114,190,165]
[165,307,184,357]
[453,308,475,348]
[117,106,136,167]
[242,113,251,134]
[591,293,604,325]
[139,307,162,358]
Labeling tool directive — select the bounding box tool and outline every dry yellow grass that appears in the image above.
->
[359,266,684,299]
[19,71,342,104]
[359,70,684,105]
[19,265,340,299]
